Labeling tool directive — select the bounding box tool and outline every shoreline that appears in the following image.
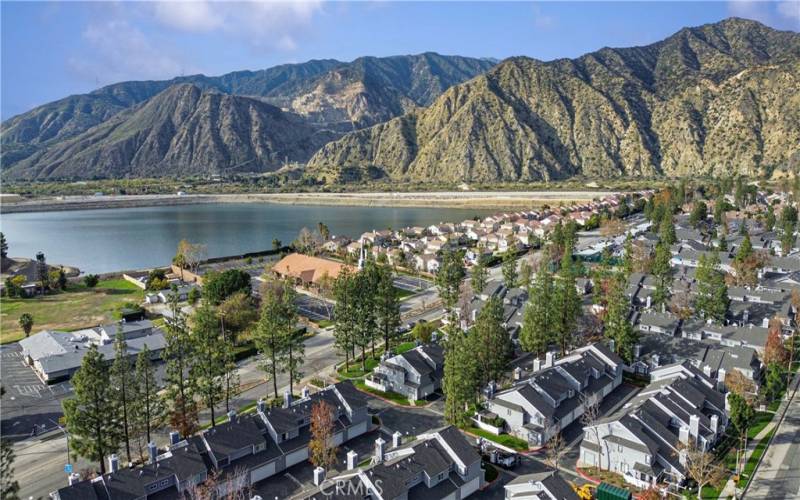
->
[0,190,620,214]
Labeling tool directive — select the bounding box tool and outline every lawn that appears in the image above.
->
[316,319,334,328]
[353,380,425,406]
[0,279,145,344]
[465,426,529,451]
[394,341,416,354]
[747,412,774,440]
[394,286,416,300]
[337,357,381,378]
[737,428,776,488]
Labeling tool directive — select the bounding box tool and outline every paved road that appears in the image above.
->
[744,375,800,499]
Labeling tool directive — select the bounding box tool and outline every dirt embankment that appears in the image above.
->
[1,190,618,213]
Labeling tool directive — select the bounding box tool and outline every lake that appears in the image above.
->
[1,203,492,274]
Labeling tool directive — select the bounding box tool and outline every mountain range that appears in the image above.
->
[2,18,799,182]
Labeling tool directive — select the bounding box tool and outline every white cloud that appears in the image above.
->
[728,0,800,28]
[67,20,189,85]
[532,3,555,29]
[149,1,324,52]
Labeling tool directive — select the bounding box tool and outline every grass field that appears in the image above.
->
[0,279,144,344]
[466,426,529,451]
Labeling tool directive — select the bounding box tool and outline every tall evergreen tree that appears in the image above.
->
[471,297,511,385]
[375,264,400,353]
[133,346,162,446]
[109,327,135,461]
[283,326,305,396]
[694,253,729,322]
[551,250,581,355]
[0,232,8,260]
[63,345,121,474]
[351,266,377,371]
[471,259,488,295]
[435,249,466,314]
[765,205,776,232]
[604,276,638,362]
[501,251,518,288]
[254,278,294,399]
[659,213,677,246]
[520,267,554,355]
[220,324,240,413]
[442,329,478,427]
[333,267,356,370]
[735,231,754,263]
[163,295,198,437]
[622,233,634,277]
[191,303,225,427]
[651,242,672,308]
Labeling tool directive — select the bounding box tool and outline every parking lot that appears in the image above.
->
[295,293,335,322]
[1,344,73,441]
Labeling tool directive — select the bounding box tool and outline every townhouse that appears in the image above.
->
[483,344,624,447]
[365,343,445,400]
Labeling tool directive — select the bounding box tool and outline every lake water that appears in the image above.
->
[1,203,491,274]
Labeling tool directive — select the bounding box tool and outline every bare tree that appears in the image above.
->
[725,370,757,401]
[679,441,725,498]
[580,391,606,469]
[544,428,568,475]
[186,467,252,500]
[309,400,338,470]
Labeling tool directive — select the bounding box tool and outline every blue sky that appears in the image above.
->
[2,1,798,120]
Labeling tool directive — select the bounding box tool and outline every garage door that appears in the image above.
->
[286,448,309,467]
[349,420,368,439]
[250,461,276,484]
[460,476,480,497]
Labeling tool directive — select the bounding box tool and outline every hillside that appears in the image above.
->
[4,84,339,179]
[307,18,800,183]
[1,54,494,177]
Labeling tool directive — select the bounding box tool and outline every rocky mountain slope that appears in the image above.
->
[307,18,800,183]
[1,54,494,177]
[6,84,340,179]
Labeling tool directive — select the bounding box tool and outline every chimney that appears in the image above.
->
[702,365,712,377]
[227,410,237,423]
[545,351,555,368]
[284,390,292,408]
[169,431,180,445]
[302,386,310,399]
[346,450,359,470]
[689,414,700,442]
[710,414,719,435]
[313,466,326,486]
[533,358,541,372]
[633,344,641,359]
[257,399,266,414]
[762,317,769,328]
[646,295,651,309]
[148,442,158,463]
[393,431,402,448]
[374,437,386,463]
[743,309,750,323]
[513,366,523,381]
[608,339,616,354]
[109,454,119,473]
[679,425,690,445]
[68,473,81,486]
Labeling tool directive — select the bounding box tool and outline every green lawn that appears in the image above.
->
[1,279,144,344]
[353,380,425,406]
[394,286,416,300]
[316,319,334,328]
[394,341,416,354]
[747,412,774,440]
[337,357,381,378]
[465,426,529,451]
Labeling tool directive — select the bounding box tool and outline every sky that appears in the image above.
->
[2,1,799,120]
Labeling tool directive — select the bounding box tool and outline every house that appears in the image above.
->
[504,471,580,500]
[297,426,483,500]
[145,284,199,304]
[635,311,681,336]
[484,344,624,446]
[365,344,444,400]
[272,253,354,288]
[20,321,166,383]
[579,362,727,490]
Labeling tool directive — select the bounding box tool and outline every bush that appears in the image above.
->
[187,287,201,305]
[146,269,168,291]
[203,269,252,304]
[84,274,100,288]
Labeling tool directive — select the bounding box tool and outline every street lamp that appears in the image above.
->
[49,418,71,472]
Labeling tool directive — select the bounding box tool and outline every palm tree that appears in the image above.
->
[18,313,34,337]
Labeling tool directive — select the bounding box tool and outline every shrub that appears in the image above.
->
[84,274,100,288]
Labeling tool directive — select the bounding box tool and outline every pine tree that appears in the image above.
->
[191,303,225,427]
[435,249,466,314]
[552,251,581,354]
[501,251,518,288]
[520,267,553,355]
[518,259,533,289]
[163,295,198,437]
[442,329,478,427]
[220,323,239,413]
[109,327,135,461]
[333,267,356,370]
[375,263,400,353]
[735,232,754,263]
[622,233,634,277]
[651,242,672,308]
[765,205,776,232]
[278,287,303,396]
[694,253,729,322]
[351,266,377,371]
[254,278,293,399]
[0,232,8,260]
[133,346,163,446]
[604,276,638,362]
[471,297,511,385]
[659,213,677,246]
[471,260,488,295]
[63,345,121,474]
